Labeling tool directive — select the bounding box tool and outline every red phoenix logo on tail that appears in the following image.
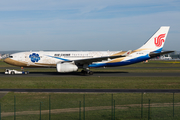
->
[154,34,166,47]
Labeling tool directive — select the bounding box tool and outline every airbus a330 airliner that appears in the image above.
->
[4,26,173,75]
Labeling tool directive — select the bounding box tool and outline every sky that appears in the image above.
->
[0,0,180,51]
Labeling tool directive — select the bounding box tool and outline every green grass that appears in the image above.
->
[0,60,14,67]
[0,76,180,89]
[1,92,180,112]
[2,108,180,120]
[1,92,180,120]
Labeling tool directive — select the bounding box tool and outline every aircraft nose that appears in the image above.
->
[4,58,13,65]
[4,57,26,67]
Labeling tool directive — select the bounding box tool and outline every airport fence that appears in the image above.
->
[0,92,180,120]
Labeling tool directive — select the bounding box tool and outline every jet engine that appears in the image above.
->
[56,62,78,73]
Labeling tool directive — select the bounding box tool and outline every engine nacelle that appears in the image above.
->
[56,62,78,73]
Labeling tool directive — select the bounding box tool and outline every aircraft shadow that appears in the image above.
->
[32,71,128,75]
[0,71,129,76]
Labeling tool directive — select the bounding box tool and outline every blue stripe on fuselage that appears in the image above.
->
[47,55,70,61]
[89,54,150,68]
[153,48,162,53]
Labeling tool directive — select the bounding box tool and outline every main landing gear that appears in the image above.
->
[81,64,93,75]
[81,69,93,75]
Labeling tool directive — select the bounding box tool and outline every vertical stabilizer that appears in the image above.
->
[137,26,170,52]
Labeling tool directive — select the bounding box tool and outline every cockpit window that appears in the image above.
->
[9,56,13,58]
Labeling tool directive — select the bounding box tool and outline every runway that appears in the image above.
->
[0,71,180,77]
[1,71,180,77]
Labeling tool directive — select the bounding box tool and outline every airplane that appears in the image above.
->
[4,26,174,75]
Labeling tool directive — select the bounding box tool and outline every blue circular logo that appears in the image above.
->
[29,53,40,63]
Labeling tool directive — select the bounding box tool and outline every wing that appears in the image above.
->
[74,50,131,64]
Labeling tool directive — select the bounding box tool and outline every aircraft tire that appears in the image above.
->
[81,70,93,75]
[89,71,93,75]
[11,72,15,75]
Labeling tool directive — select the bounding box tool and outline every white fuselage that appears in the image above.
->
[7,51,130,68]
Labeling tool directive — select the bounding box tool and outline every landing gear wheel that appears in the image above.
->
[81,70,85,75]
[81,70,85,73]
[11,72,15,75]
[81,70,93,75]
[89,71,93,75]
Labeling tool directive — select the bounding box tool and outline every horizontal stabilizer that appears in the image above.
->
[149,51,174,58]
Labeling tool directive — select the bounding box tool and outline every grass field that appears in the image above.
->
[0,60,180,119]
[1,92,180,120]
[0,76,180,89]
